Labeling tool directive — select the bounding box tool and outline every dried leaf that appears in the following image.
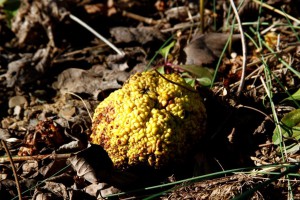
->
[56,140,85,153]
[32,181,68,200]
[84,182,121,198]
[53,65,129,99]
[68,154,98,184]
[20,160,39,178]
[110,26,165,44]
[184,33,240,66]
[68,145,113,184]
[2,45,54,87]
[11,0,67,46]
[0,179,18,199]
[39,158,67,178]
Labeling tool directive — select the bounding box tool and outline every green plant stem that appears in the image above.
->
[106,164,297,199]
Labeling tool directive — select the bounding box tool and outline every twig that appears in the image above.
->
[69,14,124,56]
[250,156,271,165]
[0,153,71,164]
[1,140,22,200]
[122,10,162,25]
[252,0,300,24]
[259,76,288,161]
[161,22,202,33]
[229,0,246,97]
[199,0,204,34]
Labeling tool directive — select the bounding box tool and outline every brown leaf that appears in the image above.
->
[84,182,121,198]
[53,65,129,99]
[184,33,241,66]
[110,26,165,44]
[11,0,67,46]
[20,160,39,178]
[39,158,67,178]
[68,154,98,184]
[2,45,54,87]
[33,181,68,200]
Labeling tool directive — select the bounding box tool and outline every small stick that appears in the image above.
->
[0,153,71,164]
[122,10,162,25]
[199,0,204,34]
[1,140,22,200]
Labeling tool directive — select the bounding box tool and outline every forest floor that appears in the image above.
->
[0,0,300,199]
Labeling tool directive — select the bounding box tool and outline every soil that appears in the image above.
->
[0,0,300,199]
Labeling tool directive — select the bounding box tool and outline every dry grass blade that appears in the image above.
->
[252,0,300,24]
[65,91,93,121]
[69,13,124,56]
[229,0,246,97]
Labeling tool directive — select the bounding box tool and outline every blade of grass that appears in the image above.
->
[232,164,300,200]
[246,28,300,108]
[252,0,300,24]
[106,164,296,199]
[10,163,72,200]
[145,36,174,70]
[252,16,295,197]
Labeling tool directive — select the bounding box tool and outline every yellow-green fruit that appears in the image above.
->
[91,71,206,169]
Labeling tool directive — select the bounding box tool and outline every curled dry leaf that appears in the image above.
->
[18,119,65,156]
[68,154,98,184]
[84,182,121,199]
[56,140,85,153]
[2,45,55,87]
[20,160,39,178]
[11,0,68,46]
[32,181,68,200]
[165,6,191,20]
[68,145,113,184]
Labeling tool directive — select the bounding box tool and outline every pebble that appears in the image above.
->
[8,95,28,108]
[59,106,76,120]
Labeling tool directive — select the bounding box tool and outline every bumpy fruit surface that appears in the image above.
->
[91,71,206,169]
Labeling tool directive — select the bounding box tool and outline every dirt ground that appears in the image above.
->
[0,0,300,199]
